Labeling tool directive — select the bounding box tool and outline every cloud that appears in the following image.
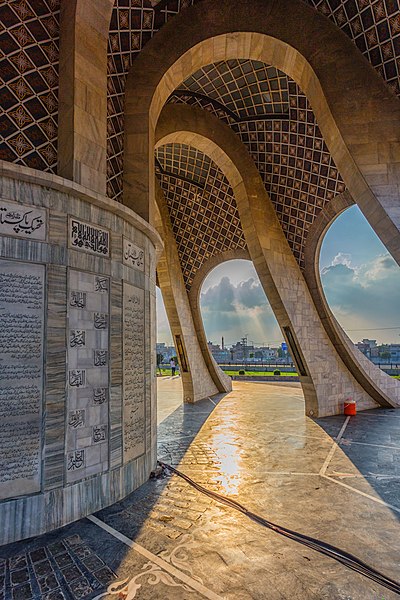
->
[201,276,235,311]
[331,252,352,268]
[201,277,267,312]
[320,253,400,341]
[200,276,282,344]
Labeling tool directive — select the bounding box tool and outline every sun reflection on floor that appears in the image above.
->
[208,431,243,495]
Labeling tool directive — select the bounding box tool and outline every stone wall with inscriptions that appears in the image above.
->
[0,200,46,241]
[123,238,144,271]
[123,283,145,462]
[0,169,159,546]
[0,260,45,500]
[66,271,110,483]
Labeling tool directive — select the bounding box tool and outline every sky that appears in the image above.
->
[157,206,400,346]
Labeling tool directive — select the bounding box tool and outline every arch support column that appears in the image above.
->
[155,184,231,402]
[303,193,400,408]
[58,0,113,194]
[156,104,400,417]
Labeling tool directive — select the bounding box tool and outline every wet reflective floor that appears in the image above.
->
[1,379,400,599]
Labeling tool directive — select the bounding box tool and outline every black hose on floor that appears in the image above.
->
[157,460,400,596]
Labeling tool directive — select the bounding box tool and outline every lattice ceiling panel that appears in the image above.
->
[180,60,289,119]
[107,0,196,202]
[168,60,345,268]
[0,0,60,172]
[156,143,247,290]
[106,0,400,205]
[309,0,400,97]
[0,0,399,180]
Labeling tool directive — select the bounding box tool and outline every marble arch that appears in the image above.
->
[303,194,400,409]
[124,0,400,267]
[155,103,400,416]
[154,181,232,401]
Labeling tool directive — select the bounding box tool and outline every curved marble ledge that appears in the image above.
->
[0,160,163,253]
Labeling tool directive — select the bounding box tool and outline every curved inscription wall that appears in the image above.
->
[0,165,160,545]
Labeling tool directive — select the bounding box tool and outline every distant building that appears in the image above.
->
[229,340,255,362]
[356,341,400,364]
[356,339,377,357]
[388,344,400,362]
[207,342,230,363]
[255,347,278,360]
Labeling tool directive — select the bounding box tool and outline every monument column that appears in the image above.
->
[58,0,114,195]
[154,184,229,401]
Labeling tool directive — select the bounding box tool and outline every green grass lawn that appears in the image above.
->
[224,370,298,376]
[156,369,297,376]
[157,368,176,376]
[157,369,400,378]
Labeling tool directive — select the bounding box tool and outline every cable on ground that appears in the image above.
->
[157,460,400,596]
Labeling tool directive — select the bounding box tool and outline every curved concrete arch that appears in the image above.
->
[124,0,400,268]
[187,249,251,389]
[156,103,399,416]
[154,181,230,400]
[58,0,114,194]
[304,193,400,407]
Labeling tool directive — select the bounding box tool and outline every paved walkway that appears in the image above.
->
[1,380,400,599]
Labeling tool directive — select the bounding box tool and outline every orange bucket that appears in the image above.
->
[344,399,356,416]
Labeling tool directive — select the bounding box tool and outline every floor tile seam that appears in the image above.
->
[320,475,400,514]
[319,417,350,477]
[328,472,400,480]
[87,515,225,600]
[340,439,400,451]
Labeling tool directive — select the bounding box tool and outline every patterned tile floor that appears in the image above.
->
[1,379,400,599]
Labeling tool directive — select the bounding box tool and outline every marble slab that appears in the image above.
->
[0,199,46,241]
[0,259,45,500]
[66,270,110,483]
[123,283,145,462]
[123,238,144,271]
[69,217,110,257]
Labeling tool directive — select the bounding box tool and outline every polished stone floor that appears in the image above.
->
[1,379,400,600]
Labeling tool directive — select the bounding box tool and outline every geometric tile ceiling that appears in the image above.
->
[312,0,400,97]
[156,143,247,290]
[107,0,194,202]
[179,60,289,119]
[1,0,400,210]
[0,0,60,172]
[168,61,346,268]
[106,0,400,216]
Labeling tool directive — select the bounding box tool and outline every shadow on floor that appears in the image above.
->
[314,407,400,520]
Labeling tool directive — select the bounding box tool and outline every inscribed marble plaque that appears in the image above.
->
[123,283,145,462]
[0,260,45,500]
[66,271,110,482]
[69,218,110,257]
[123,238,144,271]
[0,200,46,241]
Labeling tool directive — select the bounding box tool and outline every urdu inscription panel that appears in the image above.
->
[0,200,46,241]
[66,270,110,483]
[0,259,45,500]
[123,283,145,462]
[123,238,144,271]
[69,218,110,257]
